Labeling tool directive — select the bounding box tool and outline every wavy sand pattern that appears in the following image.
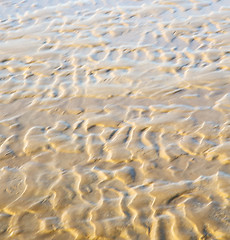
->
[0,0,230,239]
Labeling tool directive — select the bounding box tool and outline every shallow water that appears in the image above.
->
[0,0,230,239]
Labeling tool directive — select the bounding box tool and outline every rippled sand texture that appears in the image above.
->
[0,0,230,239]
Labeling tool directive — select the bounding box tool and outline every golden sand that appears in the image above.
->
[0,0,230,239]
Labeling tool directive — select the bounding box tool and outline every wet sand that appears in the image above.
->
[0,0,230,239]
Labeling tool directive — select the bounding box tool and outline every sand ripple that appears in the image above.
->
[0,0,230,239]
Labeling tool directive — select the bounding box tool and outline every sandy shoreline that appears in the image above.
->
[0,0,230,239]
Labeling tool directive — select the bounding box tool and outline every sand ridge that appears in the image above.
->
[0,0,230,239]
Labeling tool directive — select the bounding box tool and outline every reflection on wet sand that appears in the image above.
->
[0,0,230,239]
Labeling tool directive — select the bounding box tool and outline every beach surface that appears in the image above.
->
[0,0,230,239]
